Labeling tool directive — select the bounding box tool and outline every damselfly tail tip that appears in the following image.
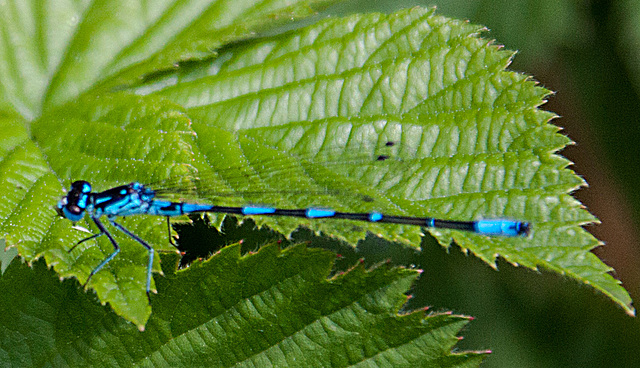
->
[518,222,531,237]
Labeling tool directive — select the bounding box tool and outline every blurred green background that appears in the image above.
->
[322,0,640,366]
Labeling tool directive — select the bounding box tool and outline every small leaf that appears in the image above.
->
[0,243,485,367]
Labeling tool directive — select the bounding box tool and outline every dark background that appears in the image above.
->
[325,0,640,366]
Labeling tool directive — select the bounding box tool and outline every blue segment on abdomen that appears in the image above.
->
[242,206,276,215]
[306,208,335,218]
[474,220,522,236]
[181,203,214,213]
[147,201,211,216]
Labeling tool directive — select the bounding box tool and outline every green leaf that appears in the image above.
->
[29,93,201,326]
[0,242,486,367]
[0,4,632,327]
[0,0,339,118]
[135,7,632,313]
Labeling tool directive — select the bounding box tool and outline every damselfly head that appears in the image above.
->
[57,180,92,221]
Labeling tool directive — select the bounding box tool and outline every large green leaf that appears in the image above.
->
[138,7,630,312]
[0,3,631,329]
[0,0,338,118]
[0,242,486,367]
